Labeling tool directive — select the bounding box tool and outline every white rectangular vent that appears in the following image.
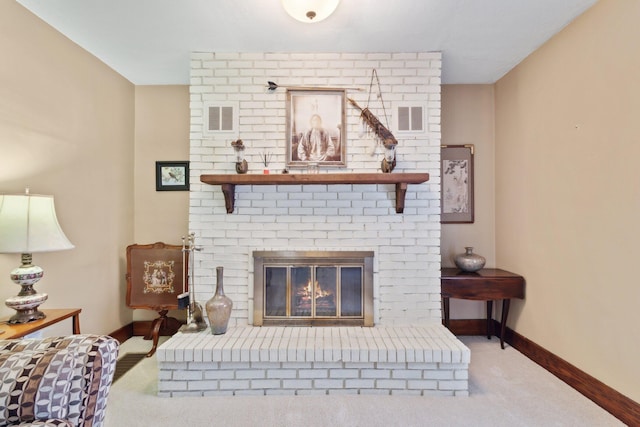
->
[204,102,238,134]
[209,106,233,131]
[394,104,425,133]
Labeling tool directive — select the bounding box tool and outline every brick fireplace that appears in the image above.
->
[186,51,443,326]
[156,51,470,397]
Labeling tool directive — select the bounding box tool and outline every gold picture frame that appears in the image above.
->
[286,89,346,169]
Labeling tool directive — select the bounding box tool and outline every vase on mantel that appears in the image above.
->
[205,266,233,335]
[454,247,486,272]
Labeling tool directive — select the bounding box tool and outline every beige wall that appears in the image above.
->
[495,0,640,401]
[132,85,190,321]
[0,1,135,335]
[441,85,496,319]
[133,85,190,244]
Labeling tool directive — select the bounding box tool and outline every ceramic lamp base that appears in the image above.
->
[5,289,48,323]
[6,254,49,323]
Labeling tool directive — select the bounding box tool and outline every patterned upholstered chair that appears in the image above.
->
[0,334,119,427]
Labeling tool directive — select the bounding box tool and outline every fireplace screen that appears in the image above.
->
[254,251,373,326]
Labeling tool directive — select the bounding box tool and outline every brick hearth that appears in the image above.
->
[157,325,469,397]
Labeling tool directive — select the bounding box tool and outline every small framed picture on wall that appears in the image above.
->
[155,161,190,191]
[441,145,474,223]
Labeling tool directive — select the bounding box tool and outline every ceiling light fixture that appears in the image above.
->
[281,0,341,23]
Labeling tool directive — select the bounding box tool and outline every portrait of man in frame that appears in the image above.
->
[286,89,346,169]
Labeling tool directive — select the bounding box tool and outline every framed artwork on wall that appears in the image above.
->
[156,161,189,191]
[286,89,346,169]
[441,145,474,223]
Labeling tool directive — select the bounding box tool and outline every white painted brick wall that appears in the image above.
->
[158,360,468,397]
[189,52,441,326]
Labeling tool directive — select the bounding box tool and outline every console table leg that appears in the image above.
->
[500,299,511,349]
[486,300,493,340]
[72,313,81,334]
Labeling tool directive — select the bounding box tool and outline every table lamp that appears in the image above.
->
[0,189,74,324]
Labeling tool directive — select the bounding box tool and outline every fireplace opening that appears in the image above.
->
[253,251,374,326]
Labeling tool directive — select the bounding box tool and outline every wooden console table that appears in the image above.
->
[441,268,524,349]
[200,173,429,214]
[0,308,81,339]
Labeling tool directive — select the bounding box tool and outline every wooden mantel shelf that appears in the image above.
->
[200,172,429,214]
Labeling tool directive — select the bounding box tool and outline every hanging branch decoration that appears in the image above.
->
[348,97,398,148]
[348,69,398,172]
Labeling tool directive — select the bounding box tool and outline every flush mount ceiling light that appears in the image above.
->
[281,0,341,23]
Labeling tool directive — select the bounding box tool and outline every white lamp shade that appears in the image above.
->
[0,193,74,253]
[281,0,340,23]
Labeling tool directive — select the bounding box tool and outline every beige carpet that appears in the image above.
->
[105,335,623,426]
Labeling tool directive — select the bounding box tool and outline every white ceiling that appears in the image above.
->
[16,0,597,85]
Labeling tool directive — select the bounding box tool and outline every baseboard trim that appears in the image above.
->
[442,318,489,336]
[447,318,640,425]
[108,323,133,344]
[132,319,182,338]
[108,319,183,346]
[505,325,640,426]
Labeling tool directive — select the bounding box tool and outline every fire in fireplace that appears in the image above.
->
[253,251,374,326]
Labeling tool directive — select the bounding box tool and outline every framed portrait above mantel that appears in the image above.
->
[286,89,347,169]
[441,145,474,223]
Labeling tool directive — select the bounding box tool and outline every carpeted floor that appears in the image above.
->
[105,336,624,427]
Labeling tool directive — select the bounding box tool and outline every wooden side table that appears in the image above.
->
[441,268,524,349]
[0,308,81,339]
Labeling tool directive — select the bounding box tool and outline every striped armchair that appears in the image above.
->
[0,334,119,427]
